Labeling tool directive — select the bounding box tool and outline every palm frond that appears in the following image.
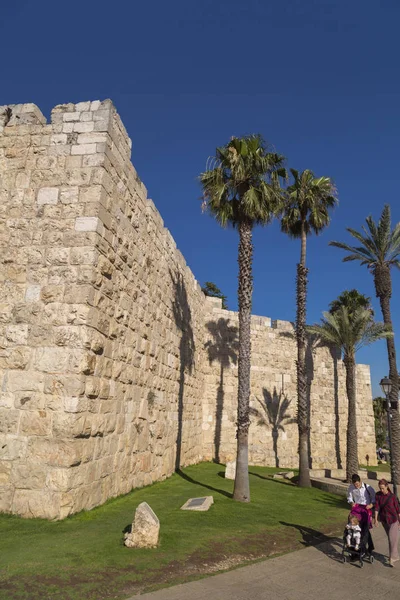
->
[280,169,337,239]
[330,205,400,269]
[199,135,286,229]
[308,305,391,356]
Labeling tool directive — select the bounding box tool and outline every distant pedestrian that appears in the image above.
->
[374,478,400,566]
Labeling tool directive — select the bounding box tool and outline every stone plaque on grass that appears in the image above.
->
[273,471,294,480]
[180,496,214,511]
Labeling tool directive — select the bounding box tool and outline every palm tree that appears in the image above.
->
[330,205,400,486]
[329,289,373,317]
[200,135,286,502]
[281,169,337,487]
[309,305,392,481]
[373,397,387,450]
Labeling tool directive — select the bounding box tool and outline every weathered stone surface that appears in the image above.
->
[273,471,294,480]
[225,460,236,480]
[0,99,376,521]
[124,502,160,548]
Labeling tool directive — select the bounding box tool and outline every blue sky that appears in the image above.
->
[1,0,400,397]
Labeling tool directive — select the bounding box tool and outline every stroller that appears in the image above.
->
[341,505,375,568]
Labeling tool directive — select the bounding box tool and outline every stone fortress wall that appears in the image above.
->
[202,298,375,470]
[0,100,375,519]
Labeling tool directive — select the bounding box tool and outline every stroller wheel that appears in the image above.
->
[370,555,374,564]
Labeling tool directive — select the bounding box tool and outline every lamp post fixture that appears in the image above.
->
[379,376,397,498]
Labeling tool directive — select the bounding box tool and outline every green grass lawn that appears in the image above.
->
[0,463,349,600]
[360,463,391,473]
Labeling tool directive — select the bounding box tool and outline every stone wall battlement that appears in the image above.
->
[0,100,375,519]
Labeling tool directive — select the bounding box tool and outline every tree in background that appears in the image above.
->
[280,169,337,487]
[330,205,400,487]
[202,281,228,310]
[373,396,387,450]
[200,135,286,502]
[309,305,392,481]
[329,289,373,317]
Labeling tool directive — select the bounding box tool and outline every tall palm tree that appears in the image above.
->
[309,305,392,481]
[330,205,400,486]
[200,135,286,502]
[281,169,337,487]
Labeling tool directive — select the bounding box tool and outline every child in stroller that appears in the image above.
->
[342,505,374,567]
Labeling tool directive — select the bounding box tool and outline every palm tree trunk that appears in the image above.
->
[344,353,358,482]
[233,219,252,502]
[297,226,311,487]
[375,270,400,490]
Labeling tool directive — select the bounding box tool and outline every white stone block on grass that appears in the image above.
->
[124,502,160,548]
[225,460,236,480]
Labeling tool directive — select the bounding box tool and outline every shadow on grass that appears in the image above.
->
[176,469,233,499]
[279,521,343,561]
[314,493,348,508]
[249,471,297,487]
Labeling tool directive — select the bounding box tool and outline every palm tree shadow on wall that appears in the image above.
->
[205,318,239,463]
[250,388,296,468]
[170,269,195,471]
[305,336,316,470]
[330,345,342,469]
[306,335,342,470]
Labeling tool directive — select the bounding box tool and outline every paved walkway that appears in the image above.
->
[133,524,399,600]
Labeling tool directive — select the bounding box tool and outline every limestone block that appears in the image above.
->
[52,412,90,438]
[225,460,236,480]
[10,462,47,489]
[19,410,51,436]
[0,409,20,434]
[0,461,11,485]
[71,144,96,155]
[0,486,13,512]
[60,186,79,204]
[25,285,41,302]
[37,187,59,205]
[12,489,61,520]
[6,371,44,392]
[3,347,31,369]
[33,347,69,373]
[75,217,100,232]
[0,435,27,461]
[27,438,82,467]
[124,502,160,548]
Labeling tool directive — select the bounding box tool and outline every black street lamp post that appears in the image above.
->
[379,376,398,498]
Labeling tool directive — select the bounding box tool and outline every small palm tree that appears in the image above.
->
[281,169,337,487]
[330,205,400,486]
[200,135,286,502]
[309,305,392,481]
[329,289,373,317]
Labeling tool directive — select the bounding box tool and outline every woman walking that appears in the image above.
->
[374,478,400,566]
